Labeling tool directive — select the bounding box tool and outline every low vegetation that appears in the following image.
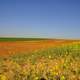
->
[0,38,48,42]
[0,42,80,80]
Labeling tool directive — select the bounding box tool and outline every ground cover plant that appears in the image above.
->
[0,38,48,42]
[0,41,80,80]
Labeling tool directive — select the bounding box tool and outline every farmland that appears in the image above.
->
[0,38,77,56]
[0,38,80,80]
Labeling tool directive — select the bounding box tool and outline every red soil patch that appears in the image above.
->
[0,40,76,56]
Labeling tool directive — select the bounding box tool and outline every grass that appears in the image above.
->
[0,42,80,80]
[0,37,48,42]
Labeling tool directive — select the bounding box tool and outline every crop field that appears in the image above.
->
[0,38,80,80]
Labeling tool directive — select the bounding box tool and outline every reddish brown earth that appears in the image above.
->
[0,40,77,56]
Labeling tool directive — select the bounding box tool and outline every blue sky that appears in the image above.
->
[0,0,80,39]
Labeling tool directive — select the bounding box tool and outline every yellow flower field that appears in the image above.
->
[0,41,80,80]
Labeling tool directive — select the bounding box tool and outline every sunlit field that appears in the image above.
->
[0,38,80,80]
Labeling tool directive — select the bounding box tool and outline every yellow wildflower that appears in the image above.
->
[60,75,65,80]
[0,74,8,80]
[35,77,39,80]
[53,65,59,71]
[49,55,51,59]
[53,71,58,75]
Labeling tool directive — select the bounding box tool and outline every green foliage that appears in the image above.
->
[0,37,47,42]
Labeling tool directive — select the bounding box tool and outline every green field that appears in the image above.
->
[0,37,49,42]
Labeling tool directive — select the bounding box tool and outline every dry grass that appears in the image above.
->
[0,41,80,80]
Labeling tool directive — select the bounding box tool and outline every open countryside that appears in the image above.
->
[0,38,80,80]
